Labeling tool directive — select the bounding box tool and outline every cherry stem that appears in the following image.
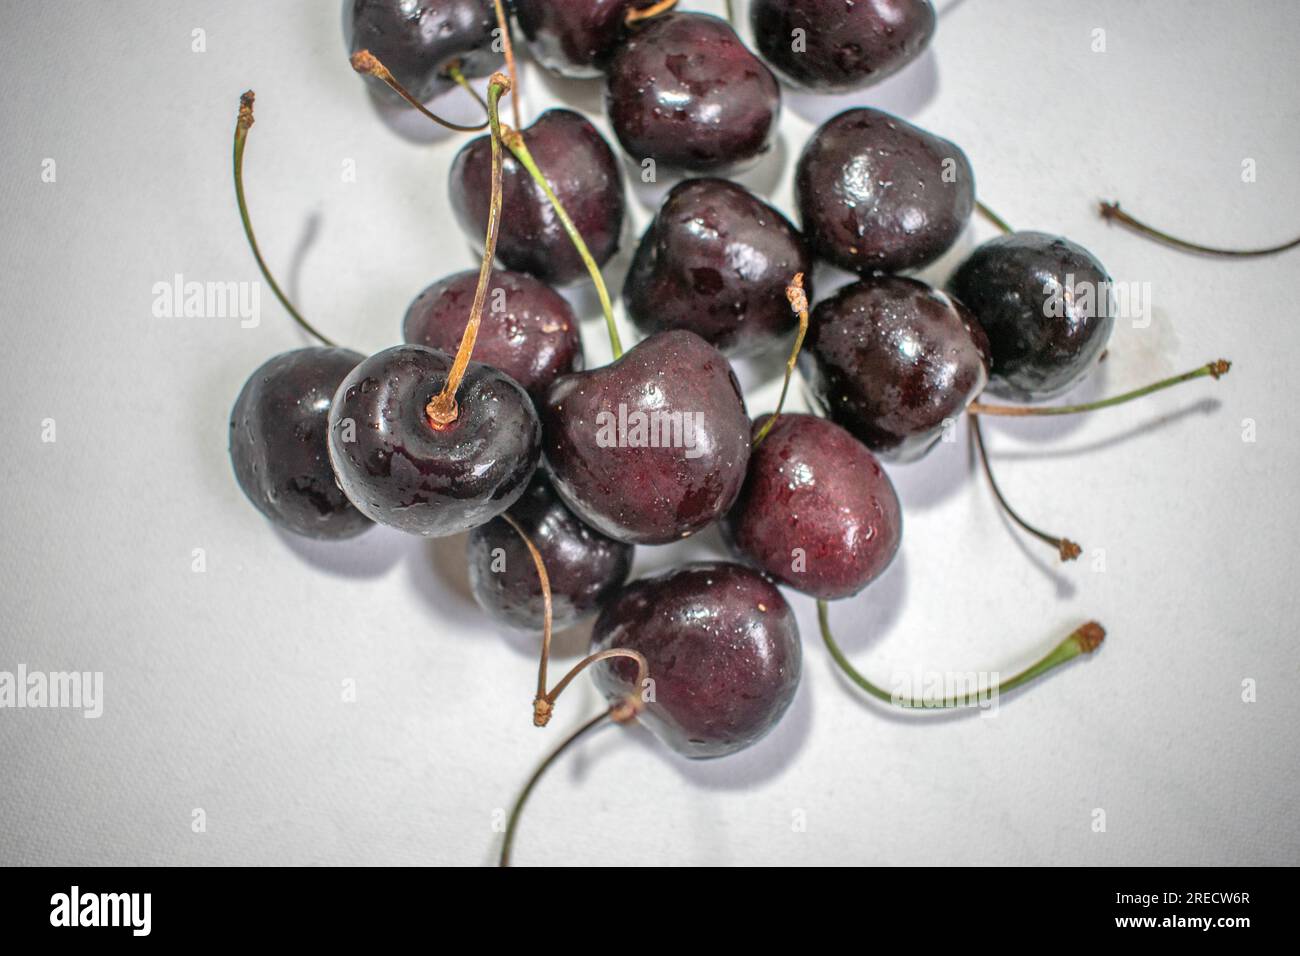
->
[752,273,809,447]
[1099,200,1300,258]
[232,92,338,348]
[447,61,490,119]
[500,703,641,867]
[968,360,1231,417]
[502,129,625,358]
[975,199,1014,235]
[626,0,679,24]
[970,416,1081,562]
[723,0,736,26]
[491,0,522,131]
[349,51,489,132]
[817,600,1105,708]
[425,75,511,427]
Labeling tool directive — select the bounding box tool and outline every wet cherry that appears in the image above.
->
[230,347,373,540]
[513,0,658,78]
[590,562,801,758]
[623,178,813,357]
[796,107,973,274]
[725,414,902,600]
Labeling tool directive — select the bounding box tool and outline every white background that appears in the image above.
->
[1,0,1297,866]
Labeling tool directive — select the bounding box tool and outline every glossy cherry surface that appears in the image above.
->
[796,107,973,274]
[803,275,991,461]
[230,347,372,540]
[468,476,634,632]
[750,0,936,93]
[946,231,1114,401]
[590,562,801,758]
[403,269,582,400]
[345,0,502,103]
[623,178,812,357]
[328,345,540,536]
[539,330,751,545]
[450,109,625,286]
[725,414,901,599]
[604,12,781,172]
[514,0,658,78]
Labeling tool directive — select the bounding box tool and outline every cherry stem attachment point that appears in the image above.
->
[1099,200,1300,258]
[970,416,1081,562]
[447,61,490,120]
[753,272,809,447]
[425,75,511,428]
[817,600,1105,708]
[626,0,680,24]
[968,360,1230,418]
[349,50,489,132]
[975,199,1014,235]
[502,129,625,359]
[491,0,522,131]
[232,92,338,348]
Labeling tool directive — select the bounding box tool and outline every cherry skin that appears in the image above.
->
[513,0,659,78]
[327,345,540,536]
[802,275,991,462]
[590,562,801,758]
[450,109,625,286]
[345,0,502,104]
[796,107,974,275]
[725,414,902,600]
[539,330,751,545]
[467,476,634,632]
[946,232,1114,402]
[403,269,582,401]
[623,178,813,357]
[230,347,373,540]
[604,12,781,173]
[750,0,936,94]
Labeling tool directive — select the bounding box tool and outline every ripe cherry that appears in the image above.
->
[513,0,659,78]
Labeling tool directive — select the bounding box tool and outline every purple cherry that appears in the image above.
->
[513,0,659,78]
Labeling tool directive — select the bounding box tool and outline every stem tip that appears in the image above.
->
[1074,621,1106,653]
[1209,359,1231,379]
[533,697,553,728]
[1059,539,1082,562]
[238,90,255,129]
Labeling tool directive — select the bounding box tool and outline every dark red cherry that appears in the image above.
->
[402,269,582,401]
[590,562,801,758]
[449,109,625,286]
[467,477,634,632]
[345,0,502,103]
[230,347,373,540]
[946,232,1114,402]
[802,275,991,462]
[796,107,973,274]
[724,414,901,600]
[750,0,935,93]
[513,0,658,78]
[327,345,540,536]
[604,12,781,173]
[539,330,751,545]
[623,178,812,357]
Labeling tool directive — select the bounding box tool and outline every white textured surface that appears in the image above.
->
[1,0,1298,866]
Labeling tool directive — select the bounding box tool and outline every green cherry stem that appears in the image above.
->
[967,360,1231,417]
[975,200,1014,235]
[502,129,625,358]
[491,0,522,130]
[232,91,338,348]
[350,50,489,132]
[1100,200,1300,258]
[752,272,809,447]
[447,60,491,120]
[817,600,1105,708]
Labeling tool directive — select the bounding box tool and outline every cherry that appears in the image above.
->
[230,347,373,540]
[750,0,936,93]
[946,231,1112,401]
[403,268,582,400]
[604,12,781,173]
[589,562,801,758]
[539,330,751,544]
[468,476,633,632]
[450,109,625,286]
[802,274,991,461]
[796,107,973,274]
[514,0,660,78]
[345,0,502,104]
[327,345,540,536]
[725,414,901,599]
[623,178,813,357]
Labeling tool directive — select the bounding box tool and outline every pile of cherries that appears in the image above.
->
[230,0,1234,865]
